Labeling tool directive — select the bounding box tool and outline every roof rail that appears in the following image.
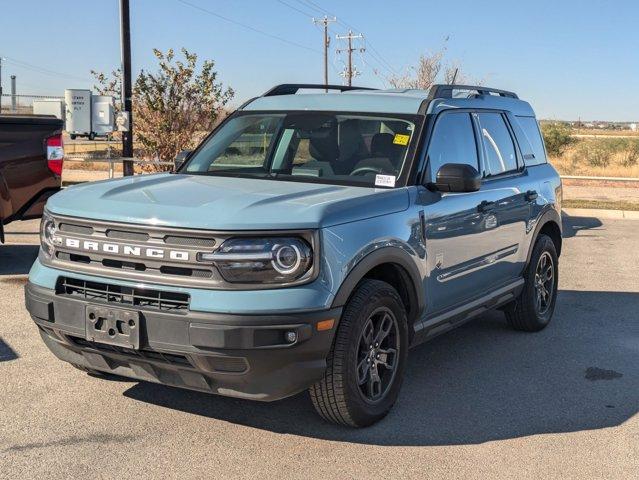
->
[428,84,518,100]
[262,84,376,97]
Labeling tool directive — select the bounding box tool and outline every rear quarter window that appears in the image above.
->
[516,116,547,166]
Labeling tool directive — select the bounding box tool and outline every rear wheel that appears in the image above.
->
[505,234,559,332]
[309,279,408,427]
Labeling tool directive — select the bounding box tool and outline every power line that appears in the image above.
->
[176,0,321,54]
[1,56,91,83]
[297,0,398,76]
[276,0,315,18]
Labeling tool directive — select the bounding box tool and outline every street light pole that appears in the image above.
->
[119,0,134,176]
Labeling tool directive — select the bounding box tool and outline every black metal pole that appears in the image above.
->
[119,0,134,176]
[0,57,3,113]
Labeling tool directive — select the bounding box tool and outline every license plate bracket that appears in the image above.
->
[85,305,140,349]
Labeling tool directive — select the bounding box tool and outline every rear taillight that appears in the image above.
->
[46,134,64,176]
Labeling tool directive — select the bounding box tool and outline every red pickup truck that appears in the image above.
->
[0,115,64,242]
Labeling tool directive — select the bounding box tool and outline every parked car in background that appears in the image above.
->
[0,115,63,243]
[25,84,562,427]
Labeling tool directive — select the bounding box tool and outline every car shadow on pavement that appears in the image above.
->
[0,244,39,276]
[124,289,639,446]
[561,212,603,238]
[0,338,19,362]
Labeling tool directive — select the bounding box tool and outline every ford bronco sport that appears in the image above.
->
[25,84,562,427]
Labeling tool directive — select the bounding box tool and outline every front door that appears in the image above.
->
[420,111,502,314]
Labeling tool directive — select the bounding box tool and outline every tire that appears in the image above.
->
[88,132,96,141]
[309,279,409,427]
[505,234,559,332]
[69,134,77,140]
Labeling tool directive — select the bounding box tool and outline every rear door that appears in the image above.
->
[471,111,533,284]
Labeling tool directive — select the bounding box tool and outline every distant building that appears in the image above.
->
[631,123,638,132]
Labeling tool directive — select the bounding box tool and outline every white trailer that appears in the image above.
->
[64,89,114,140]
[32,99,65,126]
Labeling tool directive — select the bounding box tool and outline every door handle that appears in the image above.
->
[477,200,496,213]
[525,190,538,202]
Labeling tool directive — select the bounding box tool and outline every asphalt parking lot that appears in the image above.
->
[1,213,638,479]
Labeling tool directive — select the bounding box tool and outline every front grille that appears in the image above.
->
[56,277,190,312]
[69,336,191,366]
[164,235,217,248]
[59,223,94,235]
[106,229,150,242]
[47,215,227,288]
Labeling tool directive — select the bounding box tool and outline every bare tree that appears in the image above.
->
[388,50,444,90]
[388,41,481,89]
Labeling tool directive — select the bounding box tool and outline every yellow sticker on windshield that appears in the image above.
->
[393,134,410,146]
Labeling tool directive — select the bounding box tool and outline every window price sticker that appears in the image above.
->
[393,134,410,146]
[375,174,396,188]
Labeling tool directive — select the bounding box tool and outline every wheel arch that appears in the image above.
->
[331,247,425,331]
[527,208,562,266]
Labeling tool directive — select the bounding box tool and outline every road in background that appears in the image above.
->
[1,214,638,479]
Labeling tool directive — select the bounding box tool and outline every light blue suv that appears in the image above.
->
[26,84,562,427]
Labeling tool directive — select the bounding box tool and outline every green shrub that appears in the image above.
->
[541,123,574,156]
[620,139,639,167]
[576,141,613,168]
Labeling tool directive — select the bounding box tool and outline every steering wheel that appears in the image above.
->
[350,166,383,176]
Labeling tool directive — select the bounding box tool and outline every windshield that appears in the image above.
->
[183,112,419,187]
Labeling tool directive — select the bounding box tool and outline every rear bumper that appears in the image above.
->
[25,282,341,401]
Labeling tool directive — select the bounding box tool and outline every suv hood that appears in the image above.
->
[47,174,409,230]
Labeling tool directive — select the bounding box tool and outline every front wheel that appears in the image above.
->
[309,279,408,427]
[505,234,559,332]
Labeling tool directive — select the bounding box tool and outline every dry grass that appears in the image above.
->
[563,199,639,211]
[549,137,639,178]
[572,128,639,137]
[64,160,123,172]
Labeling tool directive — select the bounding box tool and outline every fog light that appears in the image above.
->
[285,331,297,343]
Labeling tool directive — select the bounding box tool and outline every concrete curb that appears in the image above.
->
[562,207,639,220]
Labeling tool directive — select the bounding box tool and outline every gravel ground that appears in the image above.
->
[0,213,638,479]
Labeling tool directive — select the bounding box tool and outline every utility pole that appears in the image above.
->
[336,30,365,86]
[0,57,3,113]
[10,75,16,112]
[312,16,336,91]
[119,0,134,176]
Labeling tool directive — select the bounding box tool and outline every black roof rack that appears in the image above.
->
[427,84,518,100]
[262,84,376,97]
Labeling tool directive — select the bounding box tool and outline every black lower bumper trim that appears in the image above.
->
[26,281,341,401]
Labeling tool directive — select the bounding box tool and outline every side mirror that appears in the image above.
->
[174,150,192,172]
[431,163,481,193]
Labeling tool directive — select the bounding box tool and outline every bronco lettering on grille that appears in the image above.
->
[64,238,190,261]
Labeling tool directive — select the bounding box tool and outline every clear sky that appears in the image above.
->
[1,0,637,121]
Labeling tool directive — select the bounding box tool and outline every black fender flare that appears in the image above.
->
[526,206,562,266]
[331,246,425,321]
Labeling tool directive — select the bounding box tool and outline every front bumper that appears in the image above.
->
[25,282,341,401]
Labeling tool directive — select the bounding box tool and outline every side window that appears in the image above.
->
[427,113,478,178]
[517,116,547,166]
[476,113,518,176]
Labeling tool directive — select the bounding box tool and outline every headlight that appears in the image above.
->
[199,237,313,284]
[39,211,61,258]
